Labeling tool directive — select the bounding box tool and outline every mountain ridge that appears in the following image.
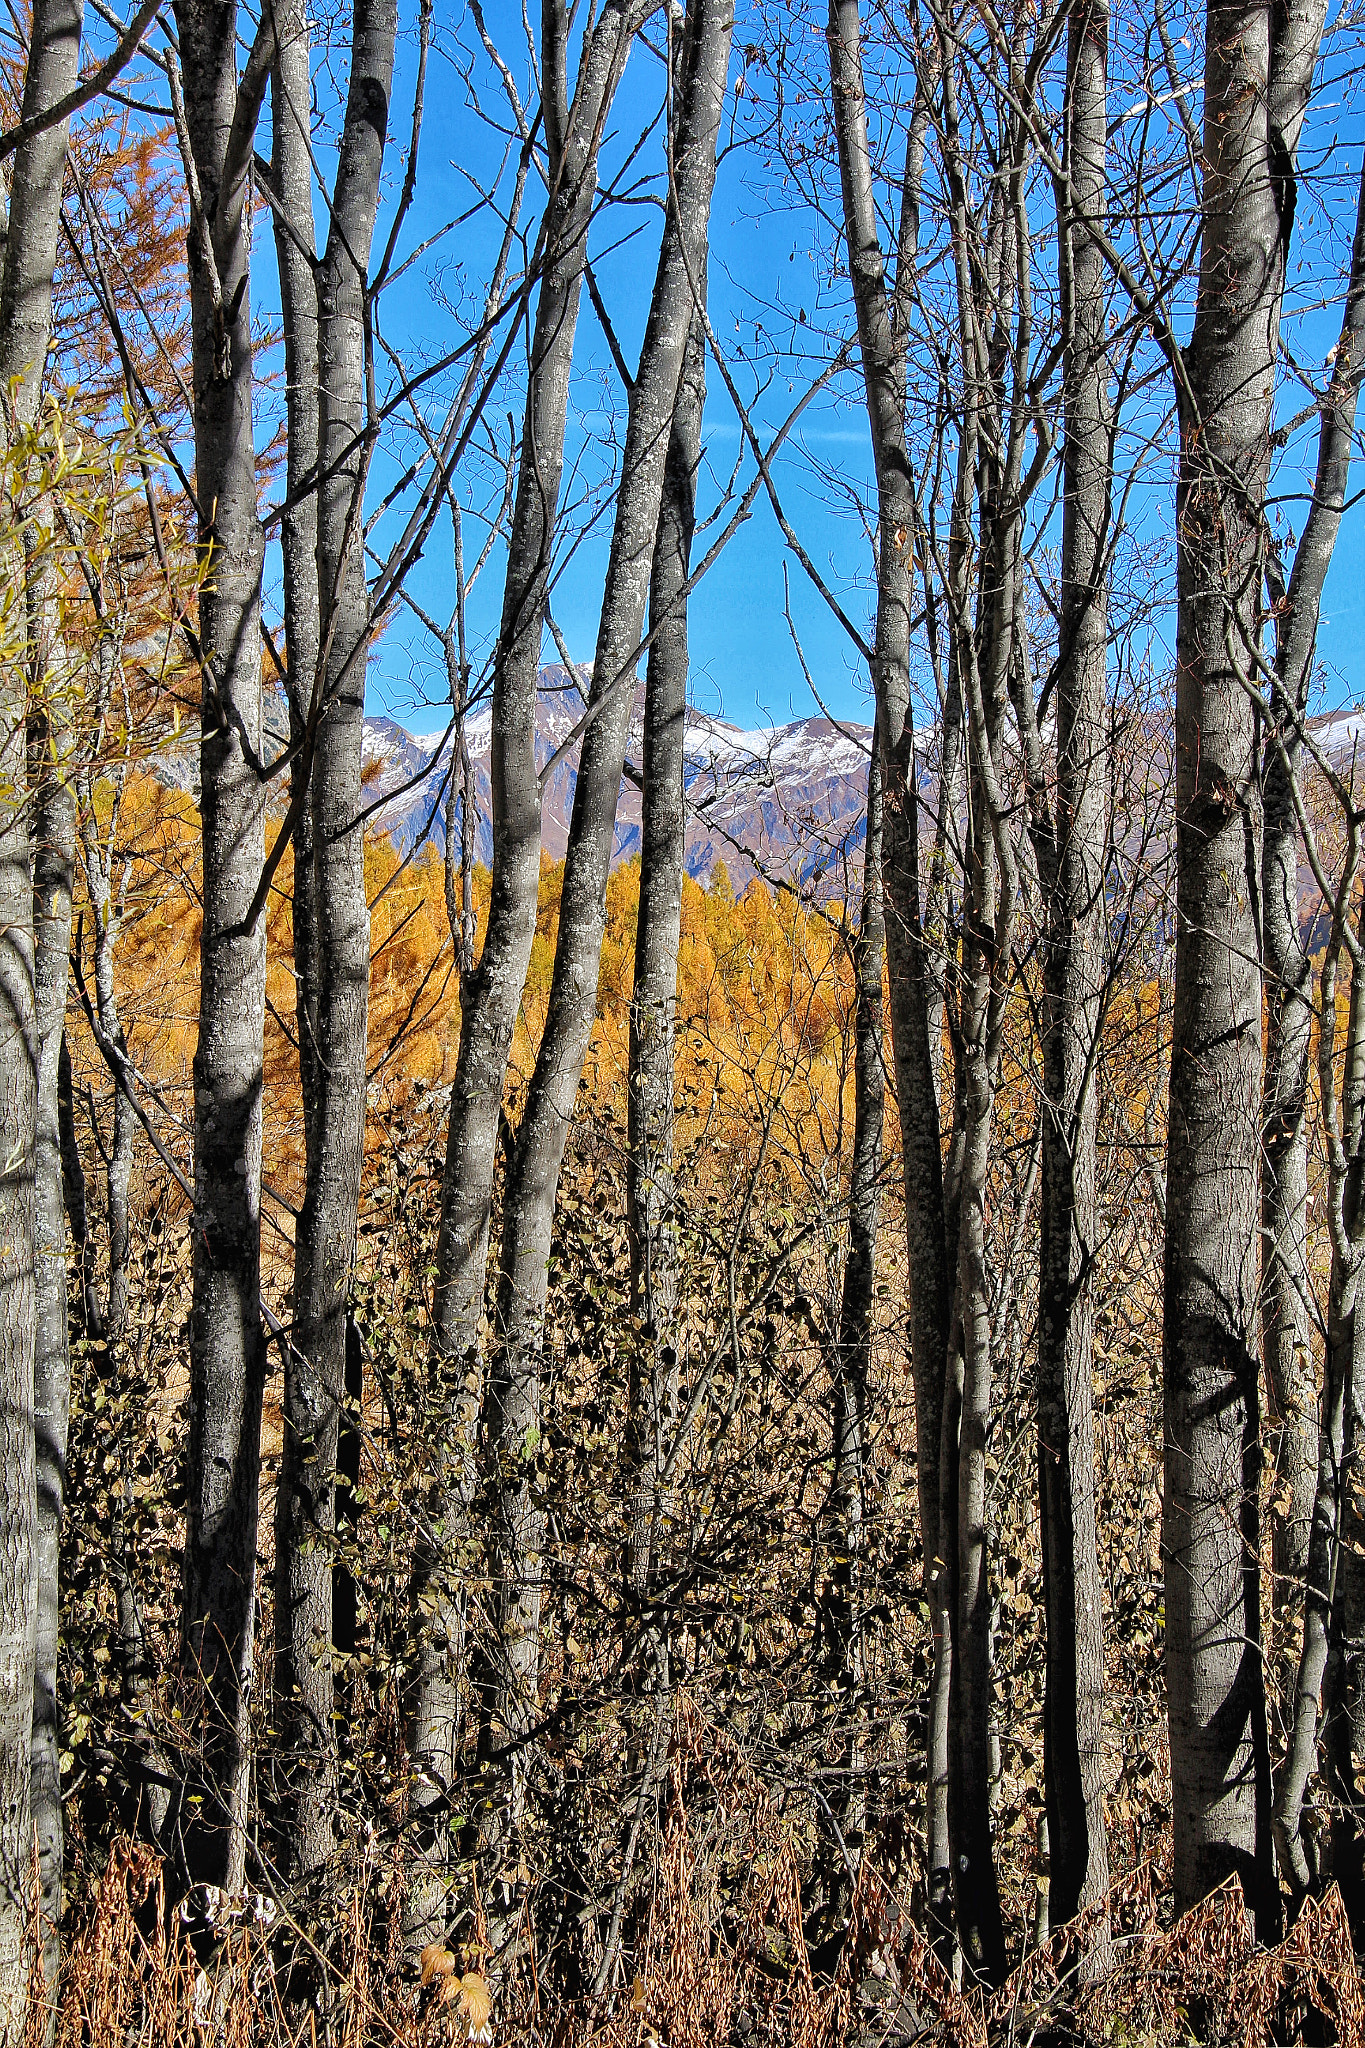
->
[360,664,877,891]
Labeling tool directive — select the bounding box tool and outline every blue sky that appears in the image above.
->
[319,7,887,738]
[252,0,1365,742]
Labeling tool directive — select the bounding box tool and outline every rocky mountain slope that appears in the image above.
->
[361,665,877,890]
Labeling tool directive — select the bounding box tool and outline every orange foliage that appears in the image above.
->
[75,796,895,1249]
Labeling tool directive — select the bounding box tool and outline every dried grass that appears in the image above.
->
[32,1720,1365,2048]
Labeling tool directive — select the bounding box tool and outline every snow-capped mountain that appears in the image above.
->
[361,664,876,891]
[159,672,1365,905]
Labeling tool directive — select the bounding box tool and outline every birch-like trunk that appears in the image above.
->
[822,742,884,1932]
[0,618,36,2040]
[1163,0,1326,1938]
[485,0,731,1856]
[1035,0,1111,1956]
[431,0,643,1362]
[173,0,271,1892]
[826,0,955,1952]
[269,0,322,1159]
[625,314,704,1601]
[0,0,86,2016]
[947,572,1016,1991]
[407,8,642,1943]
[274,0,395,1885]
[30,734,71,2009]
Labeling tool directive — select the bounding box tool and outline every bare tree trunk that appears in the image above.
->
[407,6,642,1946]
[948,622,1015,1990]
[274,0,395,1886]
[826,0,955,1954]
[1163,0,1326,1940]
[1307,894,1365,1929]
[172,0,273,1893]
[1262,162,1365,1651]
[1326,1532,1365,1927]
[58,1034,99,1337]
[1035,0,1111,1958]
[30,744,72,2007]
[0,721,35,2035]
[822,742,884,1937]
[1270,150,1365,1896]
[0,0,86,2017]
[625,314,704,1602]
[1277,1038,1365,1899]
[431,0,643,1365]
[269,0,322,1158]
[485,0,731,1865]
[78,794,134,1341]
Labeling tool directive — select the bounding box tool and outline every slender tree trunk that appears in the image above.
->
[822,741,884,1932]
[948,652,1014,1990]
[72,780,173,1843]
[1318,916,1365,1928]
[625,314,704,1601]
[486,0,731,1855]
[58,1034,99,1338]
[173,0,272,1893]
[826,0,955,1952]
[83,830,134,1341]
[1262,159,1365,1654]
[1277,1096,1365,1899]
[75,690,134,1340]
[0,0,86,2017]
[1270,152,1365,1895]
[407,6,642,1945]
[1163,0,1326,1938]
[0,702,35,2034]
[1035,0,1111,1957]
[431,0,643,1365]
[30,744,72,2005]
[272,0,394,1886]
[269,0,322,1158]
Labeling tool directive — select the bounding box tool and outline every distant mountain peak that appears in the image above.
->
[362,671,875,891]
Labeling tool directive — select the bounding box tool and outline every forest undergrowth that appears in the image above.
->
[40,912,1365,2043]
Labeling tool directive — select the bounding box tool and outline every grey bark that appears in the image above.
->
[273,0,395,1885]
[1262,161,1365,1639]
[172,0,272,1894]
[947,550,1016,1992]
[0,0,86,2017]
[826,0,955,1955]
[1163,0,1326,1939]
[30,723,72,2006]
[1269,149,1365,1895]
[269,0,322,1160]
[1310,885,1365,1928]
[1034,0,1111,1956]
[485,0,731,1854]
[822,740,884,1929]
[408,4,642,1946]
[1276,909,1365,1901]
[0,670,35,2036]
[431,0,644,1364]
[625,314,705,1602]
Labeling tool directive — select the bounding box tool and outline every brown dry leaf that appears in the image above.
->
[629,1974,647,2013]
[456,1971,493,2043]
[419,1943,456,1989]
